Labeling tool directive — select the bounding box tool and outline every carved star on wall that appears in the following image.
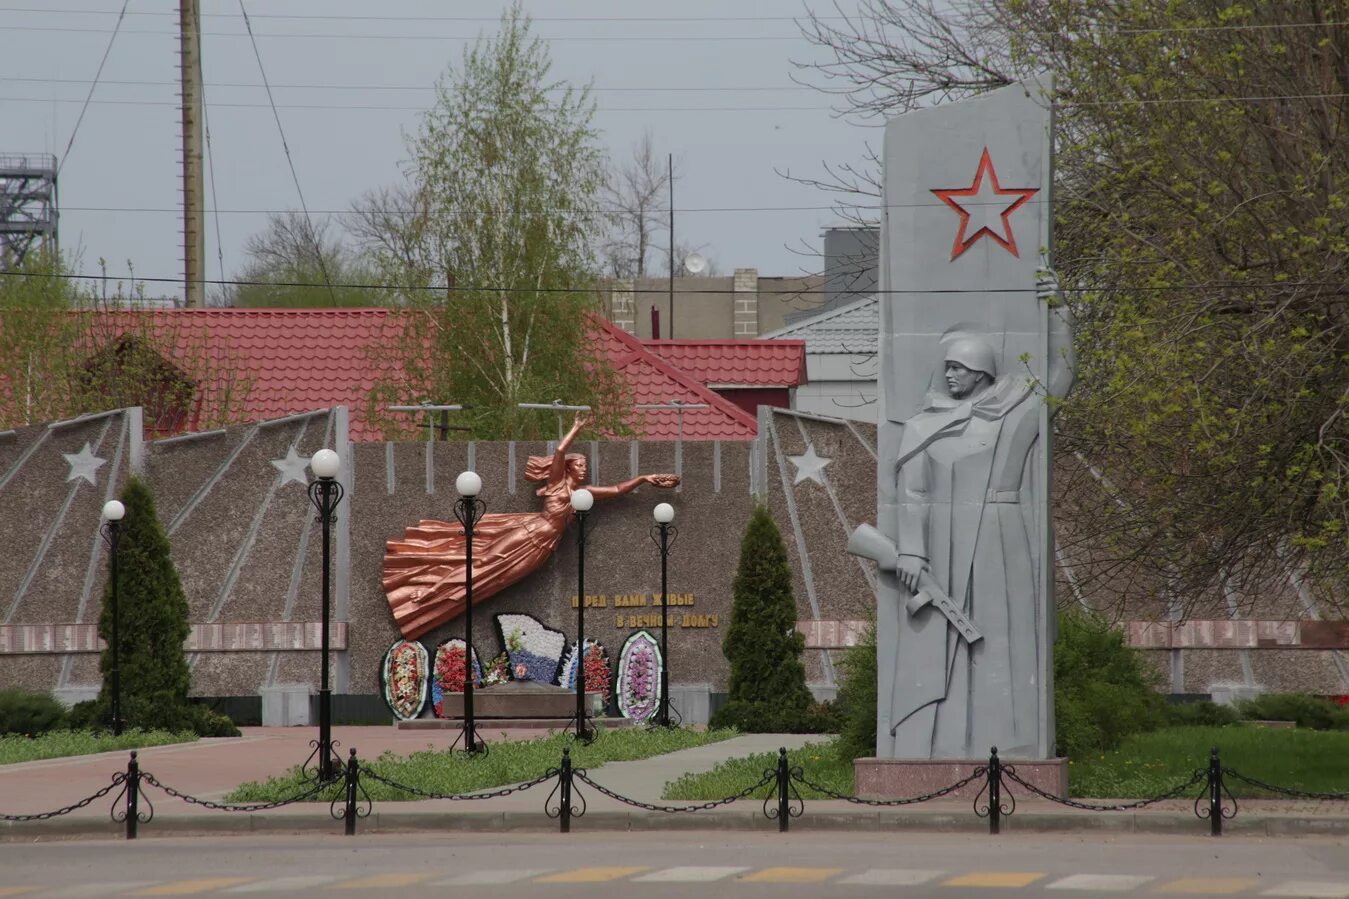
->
[788,443,832,486]
[930,147,1039,260]
[62,443,107,486]
[271,447,313,487]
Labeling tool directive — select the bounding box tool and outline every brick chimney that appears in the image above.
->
[733,268,758,338]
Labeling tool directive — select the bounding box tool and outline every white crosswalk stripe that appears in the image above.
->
[632,866,751,882]
[1047,874,1155,891]
[1262,884,1349,898]
[838,869,945,886]
[431,869,553,885]
[37,884,155,898]
[224,875,345,892]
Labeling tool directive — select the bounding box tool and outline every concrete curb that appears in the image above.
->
[6,808,1349,841]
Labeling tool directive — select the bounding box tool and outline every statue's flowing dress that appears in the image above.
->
[383,479,573,640]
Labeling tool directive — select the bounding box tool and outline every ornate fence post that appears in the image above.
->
[1207,747,1223,837]
[560,748,573,834]
[987,747,1002,835]
[776,747,791,833]
[344,748,360,836]
[124,751,141,840]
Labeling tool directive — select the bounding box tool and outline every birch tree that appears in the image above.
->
[369,4,627,440]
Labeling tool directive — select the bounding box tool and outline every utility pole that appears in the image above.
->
[180,0,205,307]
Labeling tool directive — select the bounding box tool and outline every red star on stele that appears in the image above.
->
[930,148,1039,261]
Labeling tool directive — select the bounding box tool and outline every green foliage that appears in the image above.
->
[664,740,848,801]
[0,689,68,736]
[0,252,254,432]
[0,729,197,765]
[801,0,1349,604]
[1236,693,1348,730]
[226,725,734,803]
[833,621,877,761]
[1070,726,1349,798]
[1165,700,1239,728]
[365,3,629,440]
[711,700,841,735]
[1054,610,1167,759]
[0,251,86,428]
[224,212,381,308]
[710,506,813,731]
[79,477,240,738]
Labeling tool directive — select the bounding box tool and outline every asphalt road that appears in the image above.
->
[2,831,1347,897]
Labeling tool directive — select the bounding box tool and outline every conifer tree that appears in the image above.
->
[711,506,813,730]
[78,477,236,735]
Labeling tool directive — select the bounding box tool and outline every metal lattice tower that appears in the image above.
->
[0,154,58,266]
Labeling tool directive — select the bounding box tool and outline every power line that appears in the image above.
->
[0,25,805,41]
[236,0,338,308]
[0,76,815,93]
[56,0,129,176]
[0,7,836,22]
[1,267,1343,297]
[2,7,1344,33]
[0,95,835,113]
[8,93,1345,114]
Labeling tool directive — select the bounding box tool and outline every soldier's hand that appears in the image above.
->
[896,554,925,593]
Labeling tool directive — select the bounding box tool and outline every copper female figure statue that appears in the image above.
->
[383,413,679,639]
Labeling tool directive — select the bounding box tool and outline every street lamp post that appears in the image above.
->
[650,502,678,727]
[99,499,126,737]
[308,448,344,782]
[570,488,594,742]
[454,470,485,755]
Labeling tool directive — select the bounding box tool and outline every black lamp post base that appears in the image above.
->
[564,712,596,744]
[302,738,345,784]
[653,698,683,728]
[448,723,487,757]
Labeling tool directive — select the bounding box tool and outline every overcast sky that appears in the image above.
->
[2,0,878,302]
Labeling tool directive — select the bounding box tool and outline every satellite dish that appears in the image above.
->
[683,252,707,275]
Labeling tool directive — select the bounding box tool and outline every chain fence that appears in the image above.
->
[0,773,128,823]
[359,767,557,802]
[792,766,987,806]
[1221,768,1349,802]
[3,743,1347,840]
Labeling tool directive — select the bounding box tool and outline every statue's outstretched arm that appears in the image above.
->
[588,473,679,500]
[1038,272,1077,400]
[550,411,591,481]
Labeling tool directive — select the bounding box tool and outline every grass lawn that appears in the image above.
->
[0,729,199,765]
[663,727,1349,801]
[664,741,849,800]
[226,724,737,803]
[1070,725,1349,798]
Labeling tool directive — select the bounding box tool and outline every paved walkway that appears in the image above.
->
[1,726,1346,840]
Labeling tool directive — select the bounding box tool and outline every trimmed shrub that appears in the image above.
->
[1166,700,1239,728]
[1054,609,1167,759]
[78,477,239,738]
[834,621,877,761]
[1237,693,1341,730]
[0,689,68,736]
[709,506,813,732]
[713,700,840,734]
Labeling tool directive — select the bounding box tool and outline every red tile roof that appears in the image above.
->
[593,320,760,440]
[99,308,404,442]
[643,339,807,388]
[96,309,757,442]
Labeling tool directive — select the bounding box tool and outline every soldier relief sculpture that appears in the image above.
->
[852,277,1074,759]
[383,413,678,640]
